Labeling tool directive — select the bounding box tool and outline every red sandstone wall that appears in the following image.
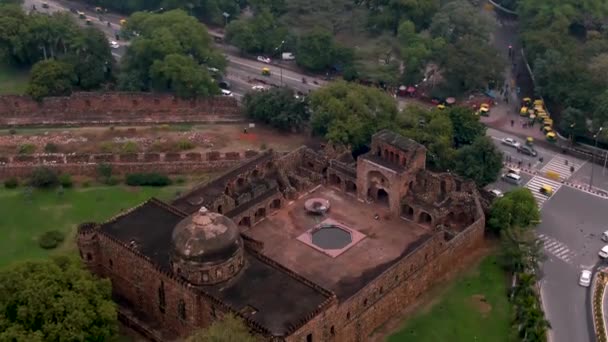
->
[0,92,242,127]
[287,218,486,342]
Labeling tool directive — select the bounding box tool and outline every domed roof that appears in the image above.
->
[171,207,241,263]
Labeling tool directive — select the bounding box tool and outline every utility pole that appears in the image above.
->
[590,127,603,189]
[275,40,285,86]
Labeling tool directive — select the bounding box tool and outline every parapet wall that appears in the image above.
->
[0,92,243,127]
[0,150,257,179]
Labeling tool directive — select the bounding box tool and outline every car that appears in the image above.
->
[579,270,592,287]
[257,56,271,64]
[42,2,49,8]
[517,145,537,157]
[109,41,119,49]
[489,189,504,198]
[602,231,608,242]
[207,67,220,73]
[218,80,231,90]
[502,172,521,185]
[220,89,233,97]
[599,245,608,258]
[251,85,268,91]
[501,137,520,148]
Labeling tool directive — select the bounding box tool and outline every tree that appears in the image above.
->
[29,166,60,188]
[187,314,257,342]
[26,59,74,99]
[120,10,226,95]
[429,0,493,44]
[559,107,588,140]
[0,255,118,341]
[225,9,289,55]
[296,29,335,72]
[309,81,397,151]
[453,136,502,186]
[447,106,486,147]
[499,226,545,274]
[487,188,541,234]
[150,54,219,98]
[243,87,309,132]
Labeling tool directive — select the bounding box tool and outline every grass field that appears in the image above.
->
[0,185,190,266]
[387,255,514,342]
[0,63,29,94]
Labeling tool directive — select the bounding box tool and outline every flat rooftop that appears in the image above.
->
[245,185,433,300]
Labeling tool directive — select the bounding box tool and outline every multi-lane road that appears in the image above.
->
[23,0,324,99]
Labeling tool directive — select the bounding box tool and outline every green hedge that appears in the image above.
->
[38,230,65,249]
[125,173,171,187]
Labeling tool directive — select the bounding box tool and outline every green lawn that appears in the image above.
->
[387,255,514,342]
[0,185,189,266]
[0,63,29,95]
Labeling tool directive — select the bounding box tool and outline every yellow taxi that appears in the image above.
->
[520,106,528,116]
[534,99,544,106]
[262,67,271,76]
[542,125,553,134]
[539,184,553,196]
[478,103,490,116]
[523,97,532,106]
[543,118,553,127]
[120,19,127,26]
[546,131,557,142]
[437,104,446,110]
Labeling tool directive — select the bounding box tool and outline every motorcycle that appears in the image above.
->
[302,77,307,84]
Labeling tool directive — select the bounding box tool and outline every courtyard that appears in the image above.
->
[244,185,432,300]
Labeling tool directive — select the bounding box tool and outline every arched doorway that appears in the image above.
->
[418,211,432,228]
[345,180,357,194]
[377,189,389,207]
[254,207,266,221]
[271,198,281,209]
[217,205,223,214]
[401,204,414,220]
[239,216,251,227]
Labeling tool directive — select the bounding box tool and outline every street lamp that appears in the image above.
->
[274,40,285,86]
[589,126,603,189]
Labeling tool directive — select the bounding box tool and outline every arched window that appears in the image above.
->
[178,299,186,321]
[158,281,166,313]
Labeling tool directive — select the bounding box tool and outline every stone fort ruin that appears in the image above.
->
[77,129,485,341]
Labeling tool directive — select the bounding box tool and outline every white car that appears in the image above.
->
[257,56,271,64]
[579,270,592,287]
[489,189,504,198]
[251,85,268,92]
[599,245,608,258]
[109,41,119,49]
[220,89,233,97]
[501,137,520,148]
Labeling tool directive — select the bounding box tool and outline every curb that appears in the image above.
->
[563,182,608,198]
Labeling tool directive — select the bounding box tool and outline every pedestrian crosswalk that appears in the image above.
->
[525,176,562,208]
[537,233,576,264]
[540,155,584,181]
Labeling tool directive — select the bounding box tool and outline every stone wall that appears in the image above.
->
[0,92,242,127]
[0,151,256,179]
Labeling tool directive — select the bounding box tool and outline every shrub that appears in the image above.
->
[18,143,36,155]
[59,174,73,188]
[29,167,59,188]
[99,142,116,153]
[9,129,16,135]
[106,176,120,186]
[38,230,65,249]
[125,173,171,187]
[174,176,186,184]
[44,143,59,153]
[175,139,195,151]
[96,163,112,182]
[121,141,139,153]
[4,177,18,189]
[82,180,91,188]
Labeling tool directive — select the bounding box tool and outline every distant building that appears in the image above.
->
[78,130,485,341]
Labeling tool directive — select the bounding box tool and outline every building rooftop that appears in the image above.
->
[203,251,332,336]
[244,185,432,300]
[99,199,186,270]
[374,129,425,153]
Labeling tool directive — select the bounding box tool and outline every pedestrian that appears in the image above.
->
[505,96,509,104]
[511,120,514,127]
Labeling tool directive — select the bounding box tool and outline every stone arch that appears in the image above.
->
[251,169,260,178]
[401,156,407,167]
[367,170,389,187]
[376,147,381,156]
[239,216,251,227]
[384,149,389,159]
[321,167,328,179]
[254,207,266,221]
[237,177,245,187]
[377,188,389,207]
[224,186,230,196]
[345,180,357,194]
[401,204,414,220]
[329,173,342,187]
[270,198,281,209]
[389,151,395,163]
[217,205,223,214]
[440,180,447,195]
[418,211,432,228]
[265,161,274,170]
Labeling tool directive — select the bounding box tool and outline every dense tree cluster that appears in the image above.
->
[118,10,225,97]
[0,255,118,341]
[487,188,540,234]
[187,314,257,342]
[518,0,608,142]
[0,5,113,98]
[244,87,309,132]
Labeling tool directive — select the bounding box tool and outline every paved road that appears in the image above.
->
[23,0,323,99]
[537,186,608,342]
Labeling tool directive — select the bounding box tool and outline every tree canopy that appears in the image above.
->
[309,81,397,150]
[487,188,541,234]
[243,87,309,132]
[187,314,257,342]
[26,59,75,99]
[119,9,225,97]
[453,136,503,186]
[0,255,118,341]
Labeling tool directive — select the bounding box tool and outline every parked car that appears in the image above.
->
[42,2,49,8]
[489,189,504,198]
[517,145,538,156]
[579,270,592,287]
[109,41,119,49]
[281,52,295,60]
[220,89,233,97]
[599,245,608,258]
[257,56,271,64]
[502,172,522,185]
[602,231,608,242]
[251,85,267,92]
[501,137,520,148]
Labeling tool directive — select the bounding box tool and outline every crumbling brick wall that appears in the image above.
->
[0,92,242,127]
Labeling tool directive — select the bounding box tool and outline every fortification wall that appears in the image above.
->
[0,92,242,127]
[0,151,256,179]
